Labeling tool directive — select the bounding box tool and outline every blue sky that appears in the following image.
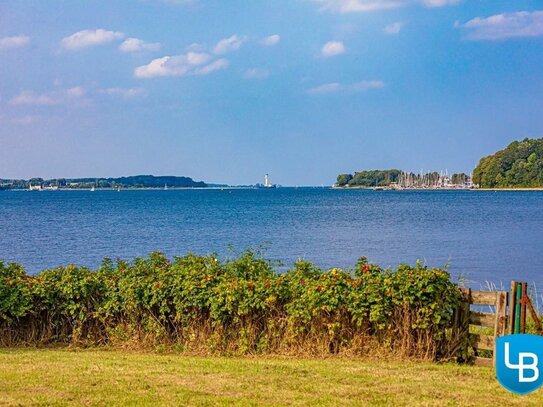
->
[1,1,543,185]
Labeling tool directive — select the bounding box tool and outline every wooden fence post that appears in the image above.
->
[521,282,528,333]
[493,291,507,365]
[509,281,517,334]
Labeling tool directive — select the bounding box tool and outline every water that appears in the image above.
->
[1,188,542,290]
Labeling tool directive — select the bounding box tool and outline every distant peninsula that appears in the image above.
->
[0,175,208,190]
[335,137,543,190]
[473,138,543,188]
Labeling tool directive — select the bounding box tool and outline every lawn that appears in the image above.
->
[0,349,541,406]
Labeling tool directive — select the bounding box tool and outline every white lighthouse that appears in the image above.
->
[263,174,276,188]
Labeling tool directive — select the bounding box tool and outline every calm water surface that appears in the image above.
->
[1,188,542,289]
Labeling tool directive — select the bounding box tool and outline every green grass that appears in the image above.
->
[0,349,541,406]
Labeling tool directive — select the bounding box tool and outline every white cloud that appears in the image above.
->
[185,52,211,65]
[119,38,161,53]
[161,0,198,4]
[134,34,251,78]
[9,91,58,106]
[65,86,85,97]
[194,58,229,75]
[186,42,205,52]
[0,35,30,50]
[99,87,145,99]
[321,41,345,57]
[310,0,459,13]
[213,34,245,55]
[423,0,460,7]
[134,56,188,78]
[312,0,408,13]
[307,80,384,94]
[61,29,124,50]
[134,52,230,78]
[384,22,404,35]
[307,82,342,94]
[458,11,543,40]
[244,68,270,79]
[9,87,86,106]
[261,34,281,46]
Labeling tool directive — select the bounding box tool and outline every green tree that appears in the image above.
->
[473,138,543,188]
[336,174,353,187]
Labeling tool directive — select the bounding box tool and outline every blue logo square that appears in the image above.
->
[496,334,543,395]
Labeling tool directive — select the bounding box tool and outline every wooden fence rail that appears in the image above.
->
[455,281,542,367]
[455,288,507,367]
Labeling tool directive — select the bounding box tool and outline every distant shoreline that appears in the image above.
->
[332,186,543,191]
[1,186,290,192]
[475,188,543,191]
[2,186,246,192]
[4,186,543,192]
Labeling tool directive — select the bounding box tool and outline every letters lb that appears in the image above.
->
[496,334,543,395]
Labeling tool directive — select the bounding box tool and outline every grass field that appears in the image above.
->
[0,349,541,406]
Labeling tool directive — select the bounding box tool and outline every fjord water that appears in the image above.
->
[1,188,542,288]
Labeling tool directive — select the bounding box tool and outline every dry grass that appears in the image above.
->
[0,348,541,406]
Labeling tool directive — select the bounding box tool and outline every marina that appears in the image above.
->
[387,171,476,190]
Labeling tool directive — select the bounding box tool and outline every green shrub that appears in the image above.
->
[0,251,462,359]
[0,261,32,323]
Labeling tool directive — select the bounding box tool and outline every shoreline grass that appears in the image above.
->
[1,348,542,406]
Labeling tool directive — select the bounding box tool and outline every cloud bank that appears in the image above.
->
[9,87,85,106]
[0,35,30,50]
[213,34,245,55]
[61,29,124,50]
[458,10,543,40]
[119,38,161,52]
[134,52,229,78]
[311,0,460,13]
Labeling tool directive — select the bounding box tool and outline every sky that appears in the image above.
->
[1,1,543,186]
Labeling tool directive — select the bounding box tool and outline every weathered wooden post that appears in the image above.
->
[515,283,522,334]
[520,282,528,333]
[509,281,517,334]
[493,291,507,365]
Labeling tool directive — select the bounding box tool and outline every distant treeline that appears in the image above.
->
[336,170,468,188]
[473,138,543,188]
[0,175,207,190]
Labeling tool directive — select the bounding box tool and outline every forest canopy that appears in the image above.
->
[473,138,543,188]
[336,170,402,187]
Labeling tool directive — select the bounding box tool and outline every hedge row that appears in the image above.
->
[0,251,462,359]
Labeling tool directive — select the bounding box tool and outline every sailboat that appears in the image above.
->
[164,184,168,191]
[90,185,95,192]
